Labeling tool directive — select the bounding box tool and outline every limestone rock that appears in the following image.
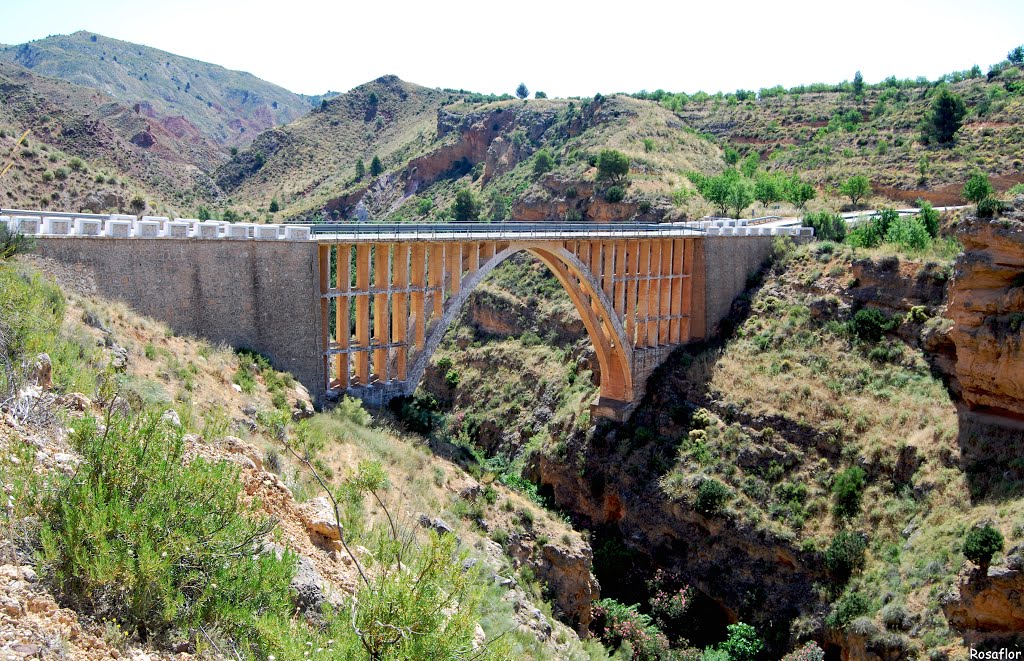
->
[946,205,1024,417]
[299,497,340,541]
[160,409,181,428]
[220,436,264,471]
[29,353,52,390]
[943,564,1024,632]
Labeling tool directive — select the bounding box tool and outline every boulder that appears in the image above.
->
[299,497,340,541]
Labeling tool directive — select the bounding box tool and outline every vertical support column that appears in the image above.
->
[429,243,444,318]
[602,240,615,303]
[647,240,662,347]
[636,240,651,348]
[410,244,427,350]
[447,242,463,297]
[335,244,351,389]
[659,239,673,344]
[612,240,626,321]
[625,239,639,346]
[318,244,331,391]
[373,243,391,381]
[669,239,684,344]
[392,243,409,381]
[467,242,480,274]
[355,244,371,384]
[681,239,695,342]
[690,238,706,341]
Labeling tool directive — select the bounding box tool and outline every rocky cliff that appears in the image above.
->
[946,200,1024,419]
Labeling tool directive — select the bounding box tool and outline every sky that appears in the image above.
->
[1,0,1022,97]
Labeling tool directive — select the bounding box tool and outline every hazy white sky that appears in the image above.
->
[2,0,1022,97]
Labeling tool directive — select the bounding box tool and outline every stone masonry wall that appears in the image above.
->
[36,237,326,405]
[702,236,774,337]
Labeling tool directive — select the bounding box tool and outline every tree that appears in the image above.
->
[727,176,754,219]
[699,171,738,217]
[355,159,366,181]
[370,155,383,177]
[515,83,529,100]
[532,149,554,177]
[963,171,994,205]
[964,524,1004,571]
[832,466,866,518]
[719,623,765,661]
[596,149,630,185]
[852,70,864,97]
[917,200,940,238]
[1009,45,1024,66]
[740,152,760,178]
[839,174,872,207]
[785,176,816,209]
[534,91,547,99]
[920,86,966,145]
[754,174,783,210]
[268,198,280,213]
[453,188,479,222]
[804,211,847,242]
[825,531,867,584]
[129,195,146,214]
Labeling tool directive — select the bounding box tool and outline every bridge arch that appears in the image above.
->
[403,243,634,403]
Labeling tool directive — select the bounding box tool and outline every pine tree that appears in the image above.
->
[516,83,529,100]
[355,159,366,181]
[370,156,383,177]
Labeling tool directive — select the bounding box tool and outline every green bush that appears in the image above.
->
[917,200,940,238]
[781,641,826,661]
[962,171,994,205]
[694,478,732,516]
[825,591,871,628]
[964,524,1004,568]
[885,215,931,252]
[38,412,295,643]
[593,598,671,661]
[596,149,630,185]
[849,308,893,344]
[804,211,847,242]
[532,149,554,176]
[825,530,867,583]
[719,622,765,661]
[605,185,625,203]
[831,466,867,518]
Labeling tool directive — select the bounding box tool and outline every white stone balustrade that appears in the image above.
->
[226,223,254,239]
[106,220,133,238]
[74,219,102,236]
[165,221,190,238]
[43,217,71,235]
[285,226,311,240]
[196,221,220,239]
[141,216,169,230]
[14,217,41,235]
[135,221,161,238]
[255,224,280,239]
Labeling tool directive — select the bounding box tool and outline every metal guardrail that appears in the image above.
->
[0,208,112,220]
[309,221,711,242]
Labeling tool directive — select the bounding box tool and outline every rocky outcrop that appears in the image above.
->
[946,202,1024,418]
[850,256,949,314]
[943,563,1024,634]
[511,174,639,222]
[506,535,600,635]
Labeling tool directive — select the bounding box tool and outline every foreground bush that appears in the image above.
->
[39,412,295,644]
[964,524,1004,570]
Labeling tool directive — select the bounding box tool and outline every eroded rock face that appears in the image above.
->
[506,534,599,635]
[943,564,1024,632]
[946,204,1024,418]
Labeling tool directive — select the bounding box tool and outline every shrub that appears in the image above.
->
[825,591,871,628]
[963,172,994,205]
[920,86,966,145]
[68,156,86,172]
[694,478,732,516]
[964,524,1004,569]
[804,211,847,242]
[917,200,940,238]
[453,188,479,222]
[370,155,383,176]
[849,308,892,344]
[41,170,54,182]
[781,641,826,661]
[880,603,912,631]
[605,185,625,203]
[532,149,554,176]
[268,198,279,213]
[593,598,671,661]
[38,412,295,642]
[832,466,867,518]
[839,174,871,207]
[825,530,867,583]
[719,622,765,661]
[885,215,931,252]
[54,167,70,181]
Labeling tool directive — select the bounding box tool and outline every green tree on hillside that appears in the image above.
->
[533,149,554,177]
[852,70,864,97]
[534,91,547,99]
[754,174,783,211]
[596,149,630,186]
[370,156,383,177]
[355,159,366,181]
[839,174,871,207]
[727,176,754,218]
[268,198,279,213]
[785,176,816,209]
[964,524,1004,571]
[516,83,529,100]
[963,171,994,205]
[1008,45,1024,66]
[453,188,479,222]
[920,86,966,145]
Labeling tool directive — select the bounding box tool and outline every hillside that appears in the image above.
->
[221,79,725,222]
[664,64,1024,207]
[0,61,225,214]
[0,31,322,150]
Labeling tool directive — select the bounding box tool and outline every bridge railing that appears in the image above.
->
[1,208,812,241]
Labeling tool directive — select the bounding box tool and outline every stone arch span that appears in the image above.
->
[403,242,635,403]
